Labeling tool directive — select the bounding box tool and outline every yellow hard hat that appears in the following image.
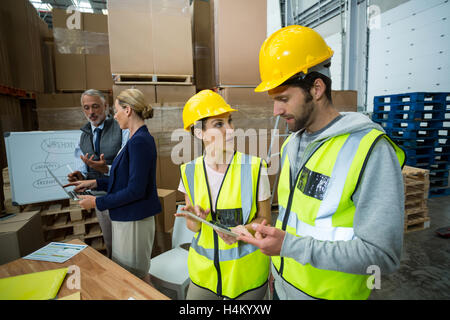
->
[182,90,237,131]
[255,25,334,92]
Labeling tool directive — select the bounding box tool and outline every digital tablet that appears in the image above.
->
[179,210,240,238]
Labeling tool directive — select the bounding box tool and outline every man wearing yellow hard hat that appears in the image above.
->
[175,89,272,299]
[238,25,406,300]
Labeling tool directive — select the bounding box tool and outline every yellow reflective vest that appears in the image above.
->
[272,128,405,300]
[180,151,270,299]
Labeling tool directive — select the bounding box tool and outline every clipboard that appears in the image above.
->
[179,210,240,238]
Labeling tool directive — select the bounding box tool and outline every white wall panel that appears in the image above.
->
[367,0,450,111]
[324,32,343,90]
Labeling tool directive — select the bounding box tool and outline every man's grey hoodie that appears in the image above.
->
[272,112,405,300]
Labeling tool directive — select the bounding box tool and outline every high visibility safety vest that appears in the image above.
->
[180,151,270,299]
[272,128,405,300]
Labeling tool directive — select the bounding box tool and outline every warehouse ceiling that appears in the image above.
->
[33,0,107,12]
[30,0,107,28]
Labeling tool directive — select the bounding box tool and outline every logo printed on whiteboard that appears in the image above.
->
[31,162,59,172]
[41,138,78,154]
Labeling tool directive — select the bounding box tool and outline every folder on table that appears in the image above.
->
[0,267,68,300]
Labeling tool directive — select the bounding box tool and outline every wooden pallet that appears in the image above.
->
[113,73,193,85]
[86,236,106,251]
[2,167,9,185]
[402,165,430,199]
[20,201,104,249]
[2,167,106,251]
[405,203,428,216]
[402,166,431,233]
[405,216,431,233]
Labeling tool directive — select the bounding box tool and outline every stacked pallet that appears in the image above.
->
[2,167,105,252]
[402,166,431,233]
[373,92,450,197]
[21,201,105,252]
[2,168,20,214]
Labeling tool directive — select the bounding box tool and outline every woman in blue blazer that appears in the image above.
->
[68,89,161,281]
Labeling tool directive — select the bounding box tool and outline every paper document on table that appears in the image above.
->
[178,209,239,238]
[58,291,81,300]
[23,242,87,263]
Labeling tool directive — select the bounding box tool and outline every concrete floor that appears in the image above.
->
[370,195,450,300]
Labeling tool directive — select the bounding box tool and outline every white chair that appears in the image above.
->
[149,207,195,300]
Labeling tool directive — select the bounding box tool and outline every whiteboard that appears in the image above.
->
[4,130,83,205]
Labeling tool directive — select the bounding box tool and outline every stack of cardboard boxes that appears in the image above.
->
[52,8,113,91]
[192,0,271,106]
[106,0,198,249]
[107,0,198,206]
[36,9,114,131]
[0,0,52,213]
[108,0,196,105]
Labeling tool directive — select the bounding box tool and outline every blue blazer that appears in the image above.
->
[95,125,161,221]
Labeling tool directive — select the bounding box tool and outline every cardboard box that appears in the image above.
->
[42,40,56,93]
[52,7,84,29]
[35,93,89,130]
[152,229,172,257]
[112,84,156,105]
[0,211,44,265]
[214,0,266,86]
[156,85,196,104]
[218,87,273,106]
[107,0,154,74]
[152,0,193,75]
[84,11,113,91]
[331,90,357,112]
[191,0,215,90]
[86,55,113,90]
[156,188,177,233]
[54,54,87,91]
[2,0,45,92]
[52,8,112,91]
[108,0,193,76]
[52,8,86,91]
[158,157,184,202]
[191,0,266,87]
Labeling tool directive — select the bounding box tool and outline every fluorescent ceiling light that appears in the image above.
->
[75,0,93,13]
[30,0,52,11]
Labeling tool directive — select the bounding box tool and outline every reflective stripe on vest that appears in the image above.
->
[273,128,405,300]
[277,129,369,238]
[184,153,254,225]
[181,152,270,299]
[277,205,356,241]
[190,230,259,261]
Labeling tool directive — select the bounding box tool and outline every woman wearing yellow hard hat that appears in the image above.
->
[175,89,272,300]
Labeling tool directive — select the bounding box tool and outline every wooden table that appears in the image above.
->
[0,239,169,300]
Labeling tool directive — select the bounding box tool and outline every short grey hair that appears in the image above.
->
[81,89,107,106]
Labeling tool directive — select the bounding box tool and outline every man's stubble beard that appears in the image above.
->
[289,98,315,132]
